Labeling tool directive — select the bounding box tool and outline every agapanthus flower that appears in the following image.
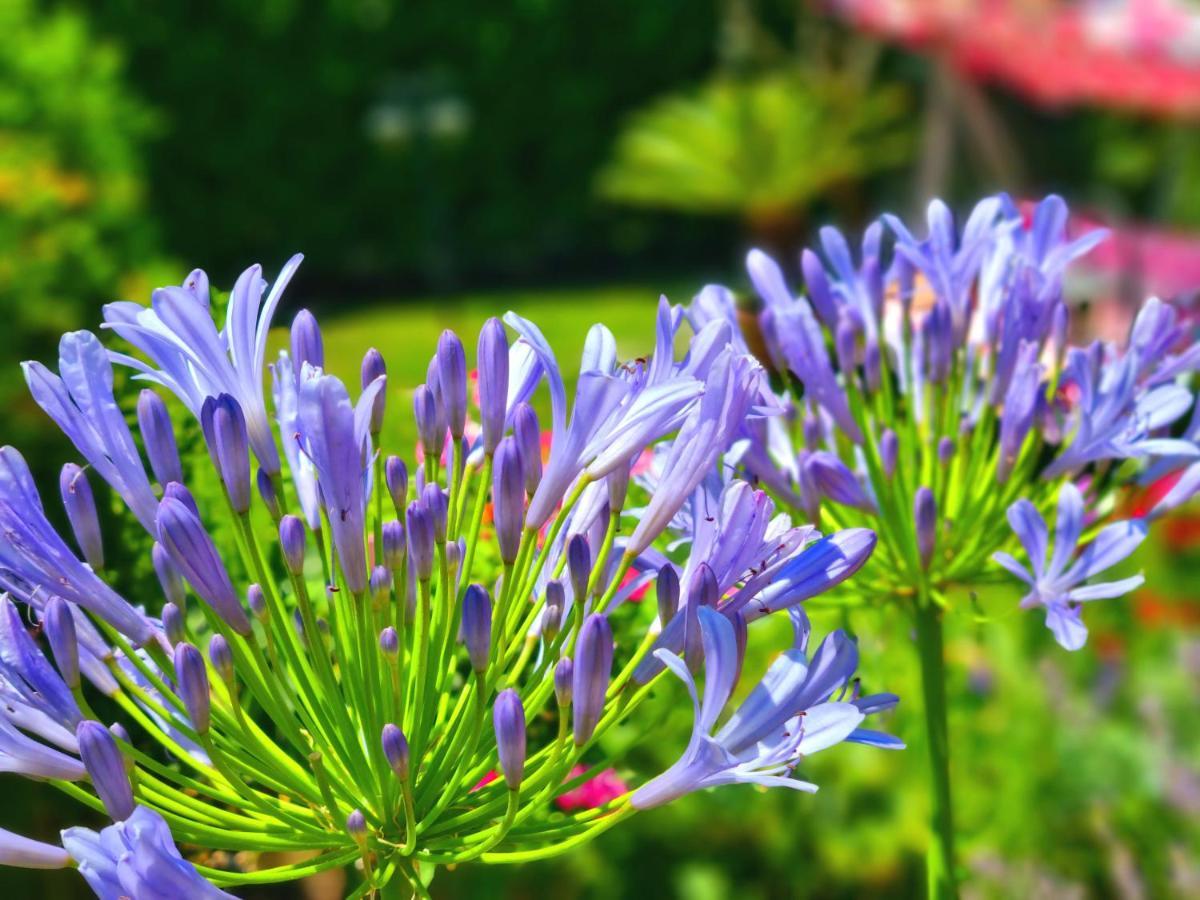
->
[994,484,1147,650]
[0,268,895,896]
[709,194,1197,648]
[678,193,1198,899]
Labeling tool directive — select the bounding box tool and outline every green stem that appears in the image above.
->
[913,602,958,900]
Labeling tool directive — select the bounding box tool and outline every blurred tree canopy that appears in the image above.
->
[89,0,731,293]
[0,0,156,447]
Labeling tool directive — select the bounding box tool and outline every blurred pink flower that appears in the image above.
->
[555,766,628,811]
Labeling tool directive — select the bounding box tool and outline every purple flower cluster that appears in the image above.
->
[701,194,1199,648]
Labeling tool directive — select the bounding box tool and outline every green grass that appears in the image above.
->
[268,281,685,451]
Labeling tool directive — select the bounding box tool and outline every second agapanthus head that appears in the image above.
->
[698,194,1199,648]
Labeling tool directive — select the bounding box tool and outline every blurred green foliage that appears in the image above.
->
[0,0,156,455]
[598,70,910,234]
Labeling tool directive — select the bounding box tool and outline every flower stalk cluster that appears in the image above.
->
[0,266,899,896]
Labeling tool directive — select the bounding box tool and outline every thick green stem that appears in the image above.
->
[913,603,958,900]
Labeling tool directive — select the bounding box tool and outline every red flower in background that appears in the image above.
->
[555,766,628,811]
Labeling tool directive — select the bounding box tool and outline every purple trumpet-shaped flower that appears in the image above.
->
[0,597,81,730]
[478,318,509,454]
[0,448,152,643]
[572,614,613,747]
[493,437,525,564]
[630,607,901,809]
[915,487,937,570]
[43,597,80,691]
[993,483,1147,650]
[59,464,103,571]
[62,805,235,898]
[156,497,252,636]
[493,689,526,790]
[137,389,183,488]
[103,256,304,475]
[0,827,70,870]
[77,720,135,820]
[461,584,492,673]
[298,372,385,594]
[173,644,211,734]
[23,331,159,531]
[200,394,252,514]
[361,349,387,436]
[382,723,410,780]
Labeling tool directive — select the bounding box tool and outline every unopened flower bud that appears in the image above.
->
[413,384,445,459]
[437,331,468,441]
[567,534,591,607]
[554,657,574,708]
[382,520,405,570]
[512,403,542,496]
[543,581,565,642]
[915,486,937,571]
[361,348,387,436]
[43,597,79,690]
[937,437,955,465]
[477,318,509,454]
[381,723,410,780]
[157,497,252,635]
[137,389,183,487]
[608,464,631,512]
[247,584,267,621]
[573,614,613,747]
[174,643,211,734]
[200,394,251,514]
[279,515,307,576]
[346,809,367,842]
[379,626,399,657]
[77,720,135,820]
[385,456,408,516]
[493,437,524,564]
[60,464,103,571]
[152,542,186,608]
[291,309,324,376]
[880,429,898,479]
[460,584,492,673]
[257,468,280,519]
[369,566,392,605]
[406,501,435,581]
[207,634,234,685]
[162,602,186,646]
[421,483,448,543]
[656,565,679,625]
[493,689,526,790]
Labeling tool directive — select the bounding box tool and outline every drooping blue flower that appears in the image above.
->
[630,606,900,809]
[23,331,159,531]
[994,483,1147,650]
[103,256,303,475]
[0,449,153,643]
[61,805,235,899]
[270,354,323,530]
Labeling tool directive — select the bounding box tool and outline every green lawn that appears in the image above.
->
[269,282,687,451]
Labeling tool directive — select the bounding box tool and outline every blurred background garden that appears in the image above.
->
[3,0,1199,896]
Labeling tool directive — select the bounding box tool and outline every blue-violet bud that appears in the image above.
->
[174,643,211,734]
[493,437,524,564]
[77,720,135,820]
[477,318,509,455]
[572,614,613,746]
[59,464,103,570]
[460,583,492,673]
[156,497,252,635]
[493,689,526,790]
[137,389,183,487]
[43,597,79,690]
